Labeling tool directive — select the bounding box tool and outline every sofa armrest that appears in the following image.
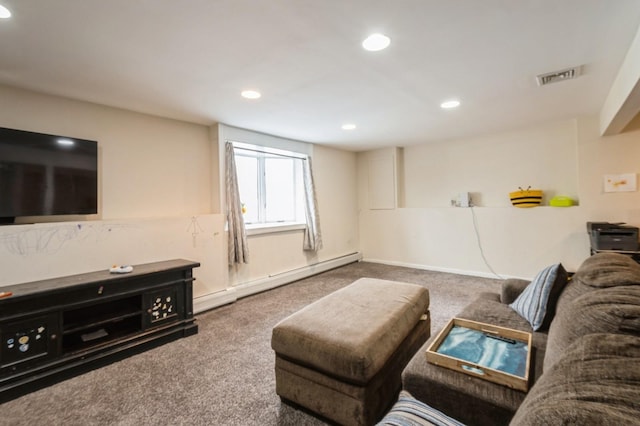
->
[500,279,530,304]
[477,292,501,302]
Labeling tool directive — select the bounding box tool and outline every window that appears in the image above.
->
[233,144,305,226]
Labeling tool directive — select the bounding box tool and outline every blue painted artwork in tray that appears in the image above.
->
[436,326,528,377]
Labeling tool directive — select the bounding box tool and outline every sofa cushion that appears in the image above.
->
[573,252,640,288]
[551,253,640,341]
[509,263,567,331]
[544,285,640,371]
[377,391,465,426]
[457,293,548,381]
[510,333,640,426]
[402,293,549,426]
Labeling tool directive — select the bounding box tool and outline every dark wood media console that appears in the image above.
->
[0,259,199,402]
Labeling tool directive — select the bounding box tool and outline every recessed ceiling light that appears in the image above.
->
[440,100,461,109]
[241,90,261,99]
[342,124,356,130]
[362,33,390,52]
[0,5,11,19]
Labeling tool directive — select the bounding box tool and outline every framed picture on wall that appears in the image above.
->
[604,173,637,192]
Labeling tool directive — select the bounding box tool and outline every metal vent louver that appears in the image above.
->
[536,66,581,86]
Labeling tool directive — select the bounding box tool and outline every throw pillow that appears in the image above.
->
[376,391,465,426]
[509,263,568,331]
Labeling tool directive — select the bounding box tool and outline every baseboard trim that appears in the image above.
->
[193,288,237,314]
[193,252,363,314]
[363,258,525,280]
[233,252,363,300]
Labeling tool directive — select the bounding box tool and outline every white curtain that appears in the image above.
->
[302,157,322,252]
[225,142,249,265]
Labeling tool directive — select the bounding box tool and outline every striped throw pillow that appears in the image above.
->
[509,263,567,331]
[377,391,465,426]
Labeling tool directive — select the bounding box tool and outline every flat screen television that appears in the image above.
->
[0,127,98,224]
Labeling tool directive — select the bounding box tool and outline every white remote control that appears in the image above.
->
[109,265,133,274]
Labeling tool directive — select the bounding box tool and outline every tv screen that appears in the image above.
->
[0,127,98,223]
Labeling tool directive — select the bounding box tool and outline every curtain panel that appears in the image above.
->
[225,142,249,265]
[303,157,322,252]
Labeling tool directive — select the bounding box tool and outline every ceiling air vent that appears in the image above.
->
[536,66,581,86]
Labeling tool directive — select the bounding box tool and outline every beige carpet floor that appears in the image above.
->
[0,261,502,426]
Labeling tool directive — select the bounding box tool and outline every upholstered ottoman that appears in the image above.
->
[271,278,431,425]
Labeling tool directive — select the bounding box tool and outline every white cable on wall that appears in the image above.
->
[470,205,504,280]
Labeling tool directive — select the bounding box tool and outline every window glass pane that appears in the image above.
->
[234,154,259,224]
[265,157,295,222]
[233,144,308,226]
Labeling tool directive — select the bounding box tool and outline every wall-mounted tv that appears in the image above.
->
[0,127,98,224]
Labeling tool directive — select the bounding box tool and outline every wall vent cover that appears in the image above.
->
[536,66,581,86]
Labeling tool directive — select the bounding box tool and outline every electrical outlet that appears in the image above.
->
[451,192,470,207]
[458,192,470,207]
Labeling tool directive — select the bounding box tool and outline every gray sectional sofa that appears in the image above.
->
[396,252,640,426]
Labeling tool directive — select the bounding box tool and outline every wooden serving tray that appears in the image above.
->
[426,318,532,392]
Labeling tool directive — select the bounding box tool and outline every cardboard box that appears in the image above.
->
[426,318,532,392]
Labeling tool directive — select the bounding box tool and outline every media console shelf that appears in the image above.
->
[0,259,199,402]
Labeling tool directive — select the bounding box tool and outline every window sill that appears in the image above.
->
[245,222,306,236]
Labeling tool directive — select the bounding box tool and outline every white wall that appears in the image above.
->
[601,22,640,135]
[14,80,637,301]
[313,144,360,258]
[0,88,359,309]
[216,125,360,288]
[358,116,640,278]
[0,215,226,298]
[402,119,578,207]
[0,85,226,297]
[0,84,213,219]
[578,115,640,221]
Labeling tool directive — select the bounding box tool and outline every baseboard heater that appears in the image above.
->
[194,252,362,314]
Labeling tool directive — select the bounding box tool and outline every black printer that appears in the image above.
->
[587,222,639,251]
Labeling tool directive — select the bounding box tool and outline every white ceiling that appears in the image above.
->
[1,1,640,151]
